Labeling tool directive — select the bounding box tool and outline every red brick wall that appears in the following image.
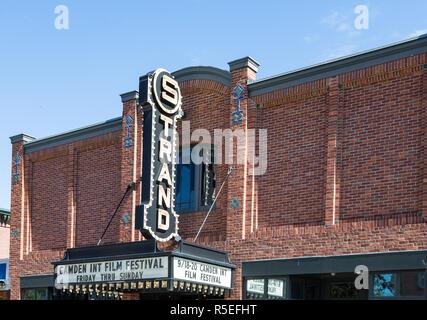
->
[177,80,230,241]
[200,216,427,299]
[257,93,328,227]
[75,143,121,247]
[31,156,68,251]
[339,68,423,221]
[8,52,427,300]
[8,133,121,299]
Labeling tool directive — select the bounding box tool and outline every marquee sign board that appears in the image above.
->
[136,69,183,242]
[53,256,233,291]
[173,257,233,289]
[54,257,168,289]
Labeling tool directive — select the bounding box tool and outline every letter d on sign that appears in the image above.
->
[157,209,170,231]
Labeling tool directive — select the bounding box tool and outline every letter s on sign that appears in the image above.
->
[161,75,179,106]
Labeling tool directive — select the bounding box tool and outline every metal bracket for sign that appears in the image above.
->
[97,182,136,246]
[194,166,234,242]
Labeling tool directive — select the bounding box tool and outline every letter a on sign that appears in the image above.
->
[136,69,183,242]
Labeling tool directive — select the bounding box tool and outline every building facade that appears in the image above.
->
[8,35,427,300]
[0,208,10,300]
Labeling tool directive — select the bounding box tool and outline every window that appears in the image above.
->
[246,279,265,299]
[245,278,287,300]
[0,263,6,282]
[400,271,425,297]
[21,288,51,300]
[373,273,397,297]
[268,279,286,299]
[372,270,426,299]
[176,145,215,213]
[176,161,196,211]
[328,282,360,299]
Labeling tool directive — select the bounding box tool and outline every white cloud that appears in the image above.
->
[321,11,351,33]
[407,29,427,38]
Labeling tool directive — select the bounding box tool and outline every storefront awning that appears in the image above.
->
[243,250,427,277]
[52,240,235,298]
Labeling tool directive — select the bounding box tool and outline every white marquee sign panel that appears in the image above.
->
[54,256,168,289]
[173,257,232,289]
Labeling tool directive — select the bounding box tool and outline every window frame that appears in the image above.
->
[243,276,289,300]
[176,144,216,215]
[369,270,426,300]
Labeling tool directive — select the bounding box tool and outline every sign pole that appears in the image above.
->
[194,167,234,242]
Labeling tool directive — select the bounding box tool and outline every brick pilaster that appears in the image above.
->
[119,91,139,243]
[66,145,77,248]
[226,57,259,244]
[422,63,427,219]
[324,76,342,226]
[9,134,35,300]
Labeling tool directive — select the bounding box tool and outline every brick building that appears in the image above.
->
[8,35,427,300]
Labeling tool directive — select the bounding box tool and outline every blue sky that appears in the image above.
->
[0,0,426,209]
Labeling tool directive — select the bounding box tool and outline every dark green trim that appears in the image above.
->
[243,250,427,277]
[52,240,235,269]
[0,209,10,226]
[249,35,427,96]
[173,66,231,87]
[24,117,122,154]
[228,56,260,73]
[10,134,36,144]
[120,90,139,103]
[20,275,54,289]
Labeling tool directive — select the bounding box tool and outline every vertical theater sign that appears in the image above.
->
[53,68,234,299]
[136,68,182,242]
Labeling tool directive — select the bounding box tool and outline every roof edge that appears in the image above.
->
[172,66,231,87]
[228,56,260,73]
[10,134,36,144]
[24,117,122,154]
[120,90,139,103]
[249,35,427,97]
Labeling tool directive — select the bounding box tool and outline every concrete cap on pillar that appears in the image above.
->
[10,134,36,144]
[120,90,139,103]
[228,56,260,73]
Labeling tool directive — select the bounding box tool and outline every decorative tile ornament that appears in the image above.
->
[231,198,240,209]
[124,115,134,148]
[122,213,130,224]
[13,152,21,184]
[232,83,245,125]
[11,229,20,239]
